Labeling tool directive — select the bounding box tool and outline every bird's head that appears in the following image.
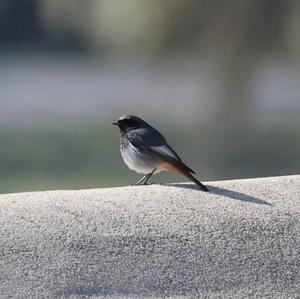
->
[112,115,146,134]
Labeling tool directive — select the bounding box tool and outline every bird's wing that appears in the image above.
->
[150,144,180,161]
[127,129,196,174]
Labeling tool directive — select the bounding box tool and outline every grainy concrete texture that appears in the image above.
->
[0,175,299,299]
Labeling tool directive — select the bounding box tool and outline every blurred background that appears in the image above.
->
[1,0,300,194]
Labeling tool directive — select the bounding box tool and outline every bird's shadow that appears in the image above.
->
[163,183,272,206]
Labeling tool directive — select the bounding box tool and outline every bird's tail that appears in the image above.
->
[160,160,209,192]
[180,169,209,192]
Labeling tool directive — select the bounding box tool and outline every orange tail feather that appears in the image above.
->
[160,161,209,192]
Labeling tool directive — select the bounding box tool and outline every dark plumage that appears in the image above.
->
[113,115,208,191]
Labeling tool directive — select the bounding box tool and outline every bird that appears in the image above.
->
[112,115,209,191]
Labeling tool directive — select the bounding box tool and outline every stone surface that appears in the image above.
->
[0,175,299,298]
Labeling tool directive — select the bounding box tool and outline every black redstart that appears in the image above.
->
[112,115,209,191]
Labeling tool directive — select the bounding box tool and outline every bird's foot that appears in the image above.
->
[135,182,153,186]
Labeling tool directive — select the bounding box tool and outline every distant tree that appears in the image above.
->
[0,0,42,47]
[160,0,295,126]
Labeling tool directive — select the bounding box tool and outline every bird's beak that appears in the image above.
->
[112,122,119,126]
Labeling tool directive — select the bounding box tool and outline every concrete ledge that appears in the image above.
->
[0,175,299,298]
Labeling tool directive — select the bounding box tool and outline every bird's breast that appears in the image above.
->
[120,138,160,174]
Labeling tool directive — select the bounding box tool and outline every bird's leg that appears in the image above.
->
[136,168,157,185]
[136,174,149,185]
[142,168,156,185]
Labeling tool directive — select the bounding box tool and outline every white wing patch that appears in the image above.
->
[150,145,179,161]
